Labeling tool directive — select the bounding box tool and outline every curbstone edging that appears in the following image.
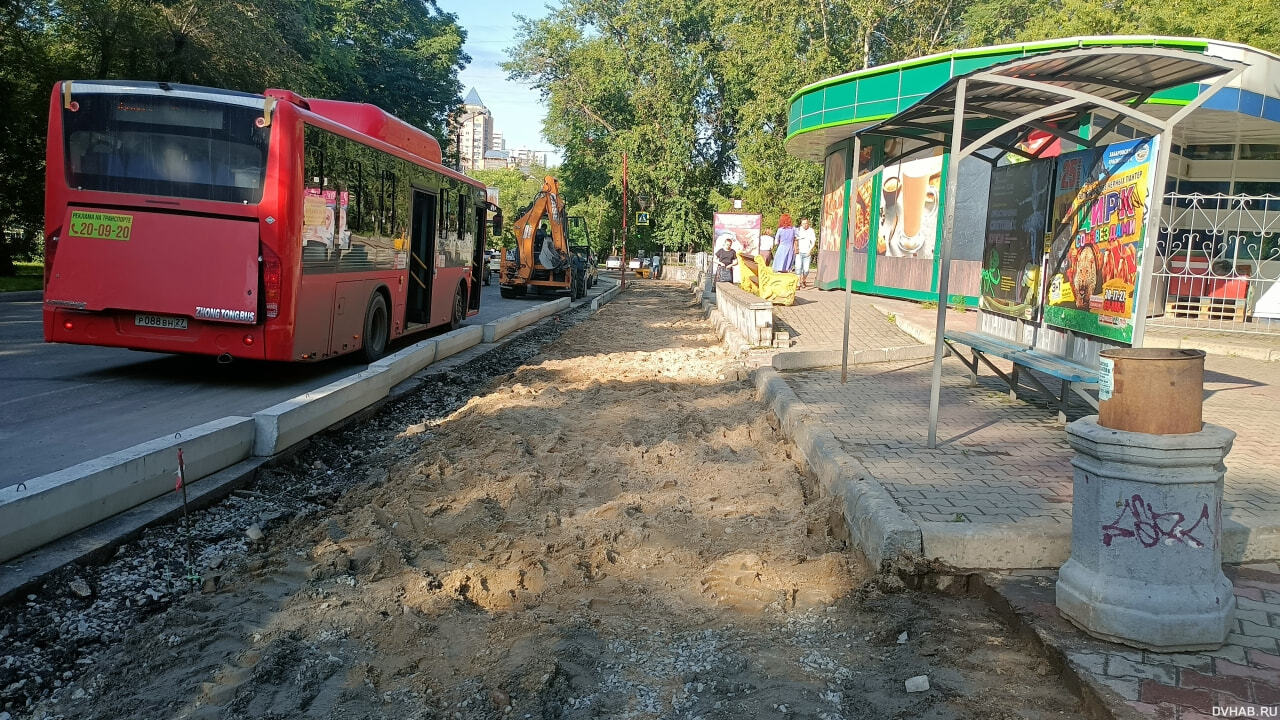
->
[483,297,571,342]
[921,519,1072,569]
[434,324,485,361]
[751,367,923,569]
[252,368,396,456]
[591,281,623,312]
[0,416,256,562]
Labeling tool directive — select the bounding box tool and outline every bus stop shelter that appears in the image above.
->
[835,46,1247,446]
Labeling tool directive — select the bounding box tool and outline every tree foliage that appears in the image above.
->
[506,0,971,252]
[0,0,468,273]
[959,0,1280,54]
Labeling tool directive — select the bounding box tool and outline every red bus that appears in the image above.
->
[43,80,490,362]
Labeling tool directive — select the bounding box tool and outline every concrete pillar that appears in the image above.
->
[1056,416,1236,651]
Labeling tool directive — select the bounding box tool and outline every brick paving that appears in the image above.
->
[771,291,1280,530]
[741,286,1280,719]
[990,565,1280,719]
[772,286,920,351]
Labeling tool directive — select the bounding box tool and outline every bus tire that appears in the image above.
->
[361,292,389,363]
[500,286,517,299]
[450,283,466,330]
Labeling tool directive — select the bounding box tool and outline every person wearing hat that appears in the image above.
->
[772,213,796,273]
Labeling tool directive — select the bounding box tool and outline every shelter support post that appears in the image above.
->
[1130,132,1171,347]
[927,78,968,449]
[841,136,861,384]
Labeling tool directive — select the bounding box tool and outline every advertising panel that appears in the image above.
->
[712,212,762,256]
[1043,137,1158,343]
[816,149,848,287]
[302,188,350,250]
[874,145,945,294]
[979,160,1053,319]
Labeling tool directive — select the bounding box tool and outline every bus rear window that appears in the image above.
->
[63,92,270,204]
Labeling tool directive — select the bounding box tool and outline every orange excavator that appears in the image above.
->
[499,176,588,299]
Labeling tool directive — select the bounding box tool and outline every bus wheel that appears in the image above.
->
[500,286,517,299]
[450,283,466,330]
[361,293,389,363]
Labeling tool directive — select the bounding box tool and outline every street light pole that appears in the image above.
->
[620,151,628,291]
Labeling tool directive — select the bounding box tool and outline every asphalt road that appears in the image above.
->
[0,279,608,486]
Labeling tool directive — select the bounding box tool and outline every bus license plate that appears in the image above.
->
[135,314,188,330]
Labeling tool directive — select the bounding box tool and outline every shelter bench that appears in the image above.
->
[943,329,1100,425]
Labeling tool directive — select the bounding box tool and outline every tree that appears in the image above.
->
[0,0,470,276]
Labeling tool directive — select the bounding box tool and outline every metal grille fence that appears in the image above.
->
[1148,193,1280,334]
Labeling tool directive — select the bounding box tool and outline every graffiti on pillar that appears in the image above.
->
[1102,494,1213,549]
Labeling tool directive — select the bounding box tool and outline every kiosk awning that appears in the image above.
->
[857,47,1245,168]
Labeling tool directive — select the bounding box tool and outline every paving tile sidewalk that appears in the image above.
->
[988,565,1280,720]
[759,288,1280,567]
[772,286,923,352]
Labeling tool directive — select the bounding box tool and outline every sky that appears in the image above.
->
[439,0,562,165]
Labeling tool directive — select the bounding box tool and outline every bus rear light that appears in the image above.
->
[63,320,74,330]
[262,249,282,318]
[242,334,254,346]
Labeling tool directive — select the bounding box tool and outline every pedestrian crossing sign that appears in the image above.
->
[636,211,650,226]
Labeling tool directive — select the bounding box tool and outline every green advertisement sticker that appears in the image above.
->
[69,210,133,241]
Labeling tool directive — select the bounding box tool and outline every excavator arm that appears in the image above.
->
[504,176,570,285]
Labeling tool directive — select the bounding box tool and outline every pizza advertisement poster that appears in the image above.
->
[1043,137,1158,343]
[979,159,1053,320]
[848,145,877,254]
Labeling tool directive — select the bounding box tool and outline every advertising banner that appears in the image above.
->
[816,149,848,287]
[1043,137,1158,343]
[712,212,762,256]
[979,159,1053,319]
[302,188,350,249]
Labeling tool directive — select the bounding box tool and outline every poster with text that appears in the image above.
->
[979,160,1053,319]
[1043,137,1157,343]
[816,149,847,287]
[712,212,762,256]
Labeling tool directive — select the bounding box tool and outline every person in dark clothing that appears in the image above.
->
[715,234,738,282]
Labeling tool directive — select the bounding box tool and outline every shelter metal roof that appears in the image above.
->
[857,47,1246,167]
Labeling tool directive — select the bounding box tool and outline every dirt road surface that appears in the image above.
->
[7,283,1085,719]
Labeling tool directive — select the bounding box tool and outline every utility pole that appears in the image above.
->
[620,151,628,291]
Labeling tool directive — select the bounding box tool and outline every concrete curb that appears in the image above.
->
[0,457,266,602]
[434,325,485,362]
[252,368,398,456]
[770,344,934,371]
[752,367,923,569]
[921,519,1072,569]
[483,297,571,342]
[591,281,623,312]
[369,338,438,386]
[0,416,256,562]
